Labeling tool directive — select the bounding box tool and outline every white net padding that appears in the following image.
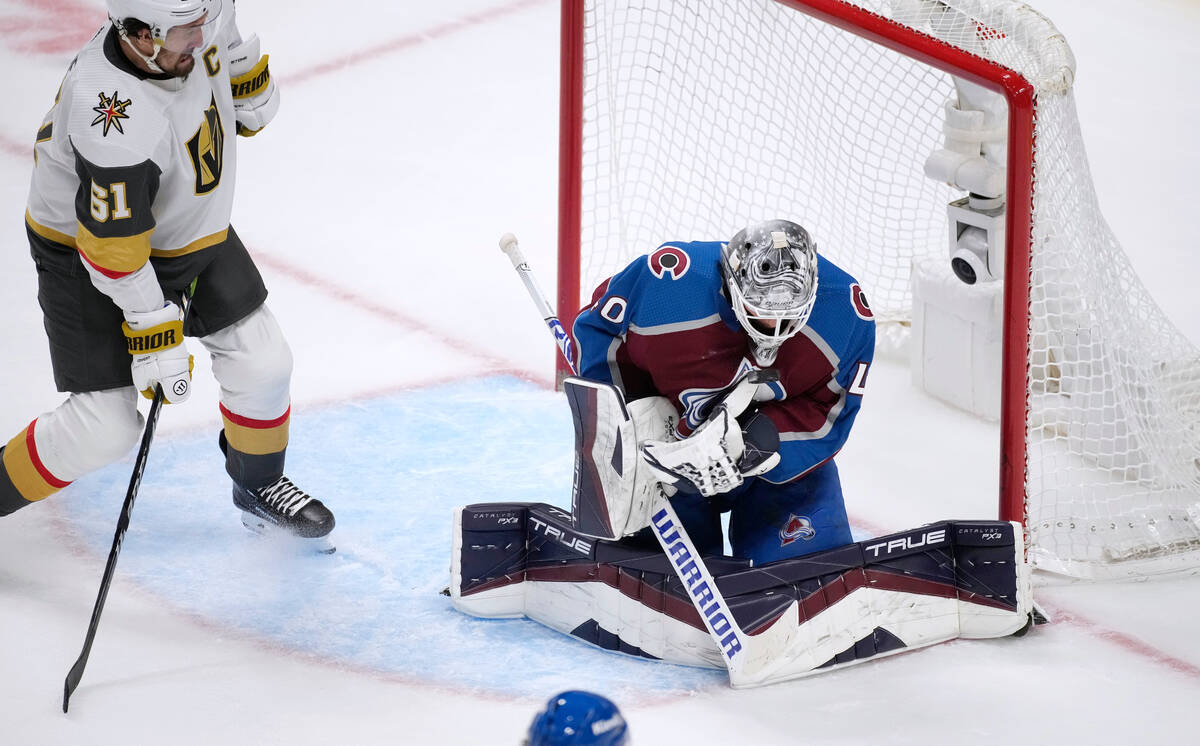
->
[566,0,1200,578]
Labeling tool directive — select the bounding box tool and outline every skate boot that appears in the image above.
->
[233,475,336,553]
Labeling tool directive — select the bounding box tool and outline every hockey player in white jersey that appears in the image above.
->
[1,0,335,548]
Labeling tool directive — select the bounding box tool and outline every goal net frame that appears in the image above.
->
[555,0,1200,579]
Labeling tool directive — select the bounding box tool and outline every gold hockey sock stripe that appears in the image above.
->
[122,319,184,354]
[76,222,152,278]
[220,404,290,456]
[1,451,32,516]
[230,55,271,99]
[3,421,71,502]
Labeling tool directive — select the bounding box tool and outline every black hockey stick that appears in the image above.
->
[64,286,194,712]
[498,234,761,684]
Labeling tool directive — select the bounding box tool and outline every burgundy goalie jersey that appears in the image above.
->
[571,240,876,484]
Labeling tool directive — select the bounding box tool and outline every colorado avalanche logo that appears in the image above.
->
[678,361,754,431]
[780,515,816,546]
[850,283,873,320]
[677,360,786,431]
[647,246,690,280]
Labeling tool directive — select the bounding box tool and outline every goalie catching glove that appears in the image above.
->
[122,301,193,403]
[640,369,781,497]
[228,34,279,136]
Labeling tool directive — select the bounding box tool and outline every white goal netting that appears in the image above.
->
[567,0,1200,579]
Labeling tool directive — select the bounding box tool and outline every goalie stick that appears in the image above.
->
[498,234,765,685]
[63,283,195,713]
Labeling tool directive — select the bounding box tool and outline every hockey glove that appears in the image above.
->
[640,369,783,496]
[641,402,746,496]
[123,302,194,404]
[228,34,279,136]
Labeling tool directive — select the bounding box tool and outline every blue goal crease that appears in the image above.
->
[55,375,725,697]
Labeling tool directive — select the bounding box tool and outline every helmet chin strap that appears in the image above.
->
[117,26,166,74]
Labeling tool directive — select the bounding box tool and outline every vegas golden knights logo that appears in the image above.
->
[186,93,225,195]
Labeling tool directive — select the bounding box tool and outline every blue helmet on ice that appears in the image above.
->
[524,691,629,746]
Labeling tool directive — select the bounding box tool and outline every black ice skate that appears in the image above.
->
[233,475,336,553]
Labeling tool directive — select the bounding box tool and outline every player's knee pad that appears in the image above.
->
[32,388,143,481]
[202,304,293,417]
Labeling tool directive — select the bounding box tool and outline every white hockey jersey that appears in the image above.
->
[25,12,242,289]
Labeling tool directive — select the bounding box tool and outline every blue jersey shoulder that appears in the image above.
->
[607,240,728,329]
[803,255,875,357]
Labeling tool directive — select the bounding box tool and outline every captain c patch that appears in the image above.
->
[91,90,131,136]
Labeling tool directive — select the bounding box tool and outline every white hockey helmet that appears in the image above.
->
[106,0,223,62]
[722,219,820,363]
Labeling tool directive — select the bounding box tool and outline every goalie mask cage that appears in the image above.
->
[556,0,1200,579]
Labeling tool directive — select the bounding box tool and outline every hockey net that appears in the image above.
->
[557,0,1200,579]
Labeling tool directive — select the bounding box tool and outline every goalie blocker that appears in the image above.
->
[449,502,1035,687]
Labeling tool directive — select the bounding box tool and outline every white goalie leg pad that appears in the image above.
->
[522,577,724,669]
[449,502,724,667]
[448,505,527,618]
[564,377,678,538]
[725,521,1035,688]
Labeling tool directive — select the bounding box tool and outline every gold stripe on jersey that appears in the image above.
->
[26,211,75,247]
[149,228,229,258]
[3,423,69,502]
[77,222,152,276]
[36,122,53,143]
[30,212,229,261]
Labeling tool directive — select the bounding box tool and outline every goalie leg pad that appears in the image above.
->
[449,502,1033,686]
[449,501,742,668]
[718,519,1034,686]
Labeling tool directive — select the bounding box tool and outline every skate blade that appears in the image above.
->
[241,511,336,554]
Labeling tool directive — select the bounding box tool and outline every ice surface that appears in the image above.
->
[1,1,1197,744]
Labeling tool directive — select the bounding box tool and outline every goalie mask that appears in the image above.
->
[106,0,223,73]
[722,220,819,363]
[524,691,629,746]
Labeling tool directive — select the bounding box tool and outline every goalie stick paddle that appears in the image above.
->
[63,284,194,713]
[497,234,760,685]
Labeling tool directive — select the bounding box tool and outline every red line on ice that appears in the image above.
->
[1041,602,1200,681]
[281,0,550,86]
[0,0,104,54]
[248,250,547,386]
